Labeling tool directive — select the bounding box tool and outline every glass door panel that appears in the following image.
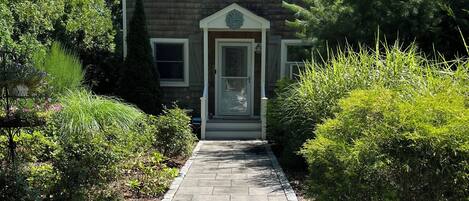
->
[218,44,251,116]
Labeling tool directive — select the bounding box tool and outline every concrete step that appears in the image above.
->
[205,130,262,140]
[206,123,261,131]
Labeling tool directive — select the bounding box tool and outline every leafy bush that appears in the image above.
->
[0,166,38,201]
[301,88,469,200]
[50,89,145,200]
[269,43,468,164]
[151,107,196,158]
[122,151,178,198]
[16,131,58,163]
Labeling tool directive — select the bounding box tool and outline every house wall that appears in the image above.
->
[125,0,301,115]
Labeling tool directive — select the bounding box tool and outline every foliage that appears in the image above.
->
[118,0,162,115]
[123,151,179,198]
[269,42,469,164]
[27,163,60,199]
[267,78,294,144]
[55,89,143,135]
[0,166,38,201]
[0,0,117,61]
[151,107,196,158]
[16,130,58,163]
[301,88,469,200]
[283,0,469,58]
[34,42,84,94]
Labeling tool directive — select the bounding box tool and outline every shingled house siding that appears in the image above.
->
[125,0,300,115]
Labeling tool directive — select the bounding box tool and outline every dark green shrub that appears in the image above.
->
[0,166,38,201]
[301,88,469,200]
[267,78,294,144]
[151,107,196,158]
[118,0,162,115]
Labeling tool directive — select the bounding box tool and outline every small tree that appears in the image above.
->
[118,0,162,114]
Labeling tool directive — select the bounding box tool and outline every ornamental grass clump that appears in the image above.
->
[34,42,84,94]
[55,89,143,136]
[270,41,469,164]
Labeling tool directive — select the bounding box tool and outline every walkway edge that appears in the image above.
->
[265,144,299,201]
[162,141,204,201]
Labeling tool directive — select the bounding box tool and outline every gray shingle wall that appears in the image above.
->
[125,0,300,115]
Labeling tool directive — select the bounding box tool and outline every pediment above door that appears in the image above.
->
[199,3,270,30]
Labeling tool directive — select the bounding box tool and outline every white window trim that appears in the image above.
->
[280,39,312,78]
[150,38,190,87]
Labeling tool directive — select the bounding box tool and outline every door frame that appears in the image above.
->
[214,38,255,118]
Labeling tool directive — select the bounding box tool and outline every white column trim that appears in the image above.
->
[122,0,127,58]
[261,28,267,97]
[201,28,209,140]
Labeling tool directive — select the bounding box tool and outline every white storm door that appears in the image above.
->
[217,43,252,116]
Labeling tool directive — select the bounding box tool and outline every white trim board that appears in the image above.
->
[280,39,313,78]
[150,38,190,87]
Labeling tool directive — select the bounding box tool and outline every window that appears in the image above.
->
[281,40,313,79]
[151,38,189,87]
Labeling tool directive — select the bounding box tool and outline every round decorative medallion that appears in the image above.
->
[225,9,244,30]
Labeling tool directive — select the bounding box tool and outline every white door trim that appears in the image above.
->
[215,38,255,118]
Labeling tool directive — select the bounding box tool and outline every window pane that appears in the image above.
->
[223,46,247,77]
[157,61,184,80]
[287,45,312,62]
[155,43,184,61]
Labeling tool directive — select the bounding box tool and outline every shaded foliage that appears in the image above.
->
[284,0,469,58]
[118,0,162,115]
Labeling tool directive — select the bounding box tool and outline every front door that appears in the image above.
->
[216,42,253,116]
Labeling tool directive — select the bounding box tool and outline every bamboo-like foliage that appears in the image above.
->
[34,42,84,94]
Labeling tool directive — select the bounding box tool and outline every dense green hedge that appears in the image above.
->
[301,87,469,200]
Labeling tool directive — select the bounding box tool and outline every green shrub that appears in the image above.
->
[270,43,469,164]
[267,78,294,145]
[301,88,469,200]
[151,107,196,158]
[27,163,60,199]
[50,89,146,200]
[0,166,39,201]
[16,131,58,163]
[123,151,178,198]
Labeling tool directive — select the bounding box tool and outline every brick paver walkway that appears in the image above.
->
[169,141,297,201]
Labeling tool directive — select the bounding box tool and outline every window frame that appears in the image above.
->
[150,38,189,87]
[280,39,312,79]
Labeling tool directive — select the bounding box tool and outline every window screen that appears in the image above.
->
[154,43,185,81]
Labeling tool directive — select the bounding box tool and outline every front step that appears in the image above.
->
[205,119,261,140]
